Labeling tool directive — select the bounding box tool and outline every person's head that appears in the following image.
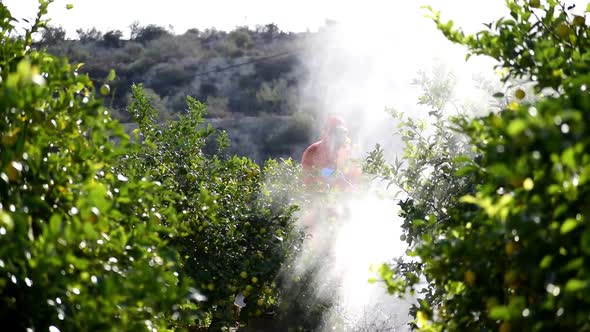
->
[327,125,349,153]
[320,115,349,154]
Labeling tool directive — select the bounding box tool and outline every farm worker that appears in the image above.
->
[301,116,361,192]
[299,116,361,260]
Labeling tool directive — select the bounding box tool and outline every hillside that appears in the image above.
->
[40,23,317,162]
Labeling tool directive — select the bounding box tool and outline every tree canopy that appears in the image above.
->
[369,1,590,331]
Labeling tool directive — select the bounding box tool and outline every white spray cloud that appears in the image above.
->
[299,1,505,155]
[292,1,508,330]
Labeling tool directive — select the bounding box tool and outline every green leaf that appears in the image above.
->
[540,255,553,269]
[560,218,578,234]
[49,214,62,235]
[377,264,394,280]
[0,210,14,231]
[507,119,527,137]
[107,69,116,81]
[453,155,473,163]
[489,163,512,177]
[563,258,584,271]
[455,165,476,176]
[412,219,426,227]
[459,195,478,204]
[489,306,511,320]
[562,148,576,169]
[82,222,98,239]
[565,279,587,292]
[66,4,74,10]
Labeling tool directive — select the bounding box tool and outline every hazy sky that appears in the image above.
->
[4,0,512,38]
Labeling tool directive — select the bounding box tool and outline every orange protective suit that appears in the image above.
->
[301,116,361,192]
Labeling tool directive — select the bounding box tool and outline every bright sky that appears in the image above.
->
[4,0,512,38]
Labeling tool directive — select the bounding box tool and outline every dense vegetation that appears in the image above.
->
[369,1,590,331]
[0,1,304,330]
[121,85,306,328]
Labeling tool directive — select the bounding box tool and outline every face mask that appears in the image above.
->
[328,126,348,152]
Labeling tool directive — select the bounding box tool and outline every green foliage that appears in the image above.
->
[1,2,304,330]
[365,65,477,328]
[121,85,304,328]
[0,2,196,330]
[427,0,590,92]
[373,1,590,331]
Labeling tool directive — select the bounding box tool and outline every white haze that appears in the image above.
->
[3,0,507,38]
[299,1,508,155]
[293,1,508,330]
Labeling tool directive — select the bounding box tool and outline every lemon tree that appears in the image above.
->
[0,1,304,330]
[120,85,304,328]
[0,2,197,330]
[373,1,590,331]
